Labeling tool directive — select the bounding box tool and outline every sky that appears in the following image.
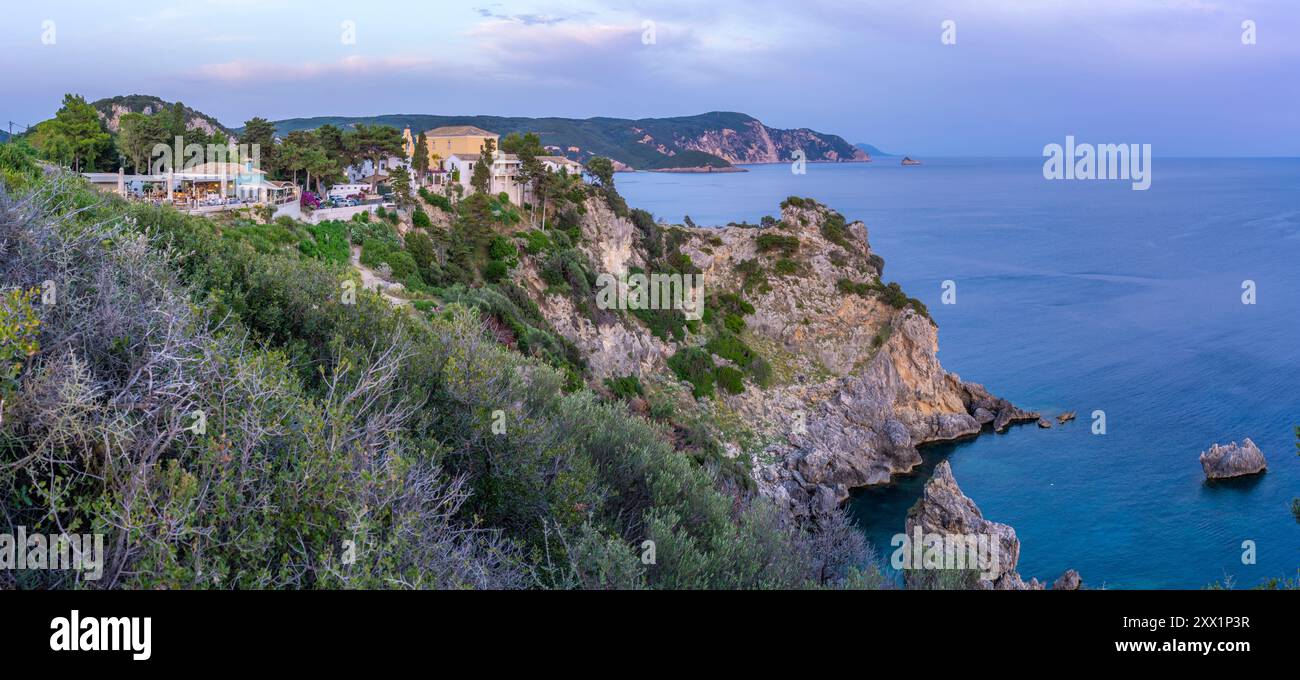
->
[1,0,1296,156]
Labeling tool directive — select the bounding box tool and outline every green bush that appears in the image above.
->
[821,212,854,250]
[756,233,800,255]
[735,259,769,294]
[298,220,350,264]
[412,209,432,229]
[419,187,453,212]
[488,234,518,264]
[780,196,811,209]
[706,331,756,369]
[667,347,716,398]
[714,366,745,394]
[483,259,509,283]
[521,230,552,254]
[604,374,645,399]
[773,258,799,276]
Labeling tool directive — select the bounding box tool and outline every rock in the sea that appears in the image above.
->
[1037,417,1052,428]
[1199,439,1267,479]
[1057,411,1077,424]
[1052,569,1082,590]
[960,382,1039,433]
[905,461,1039,590]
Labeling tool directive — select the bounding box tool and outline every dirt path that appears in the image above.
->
[350,245,408,307]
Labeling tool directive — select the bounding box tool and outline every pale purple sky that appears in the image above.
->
[2,0,1296,155]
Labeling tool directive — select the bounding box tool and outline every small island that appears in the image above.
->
[901,156,922,166]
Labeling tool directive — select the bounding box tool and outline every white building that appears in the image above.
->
[445,152,524,204]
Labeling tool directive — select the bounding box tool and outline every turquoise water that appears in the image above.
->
[619,159,1300,589]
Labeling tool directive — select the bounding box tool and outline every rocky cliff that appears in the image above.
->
[513,195,1037,516]
[640,114,870,165]
[906,461,1080,590]
[91,94,232,136]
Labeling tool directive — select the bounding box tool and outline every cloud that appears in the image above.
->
[190,54,443,83]
[474,7,568,25]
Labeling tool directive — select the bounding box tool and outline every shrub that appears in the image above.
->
[483,259,509,283]
[706,331,756,369]
[756,233,800,255]
[667,347,716,398]
[488,234,518,264]
[780,196,810,209]
[412,209,432,229]
[714,366,745,394]
[773,258,799,276]
[522,230,551,254]
[404,230,438,283]
[735,259,769,294]
[821,212,854,250]
[604,374,645,399]
[419,187,453,212]
[298,220,350,264]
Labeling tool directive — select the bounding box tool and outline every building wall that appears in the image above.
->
[426,134,498,168]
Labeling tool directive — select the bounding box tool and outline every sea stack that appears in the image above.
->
[1199,438,1267,479]
[906,461,1031,589]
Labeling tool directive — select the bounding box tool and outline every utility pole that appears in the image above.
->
[7,121,31,142]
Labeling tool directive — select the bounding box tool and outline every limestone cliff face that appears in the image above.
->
[516,195,1035,514]
[669,119,870,164]
[91,95,230,136]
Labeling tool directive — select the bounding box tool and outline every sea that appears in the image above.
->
[618,158,1300,589]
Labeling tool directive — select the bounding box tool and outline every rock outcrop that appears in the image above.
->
[1200,439,1268,479]
[905,461,1040,590]
[1052,569,1082,590]
[519,196,1039,516]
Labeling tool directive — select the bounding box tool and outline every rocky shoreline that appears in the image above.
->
[515,192,1069,584]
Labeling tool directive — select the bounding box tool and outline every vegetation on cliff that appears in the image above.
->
[0,155,882,589]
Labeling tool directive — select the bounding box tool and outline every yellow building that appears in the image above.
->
[402,127,415,159]
[422,125,498,168]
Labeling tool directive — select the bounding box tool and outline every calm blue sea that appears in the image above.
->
[619,158,1300,589]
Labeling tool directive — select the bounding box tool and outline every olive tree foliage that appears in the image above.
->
[0,177,527,589]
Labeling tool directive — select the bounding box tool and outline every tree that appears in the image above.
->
[503,132,545,218]
[117,112,169,174]
[389,166,412,207]
[470,138,495,194]
[412,132,430,183]
[239,117,278,171]
[348,124,405,192]
[585,156,615,188]
[278,138,307,187]
[305,146,340,196]
[500,132,544,158]
[44,94,111,172]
